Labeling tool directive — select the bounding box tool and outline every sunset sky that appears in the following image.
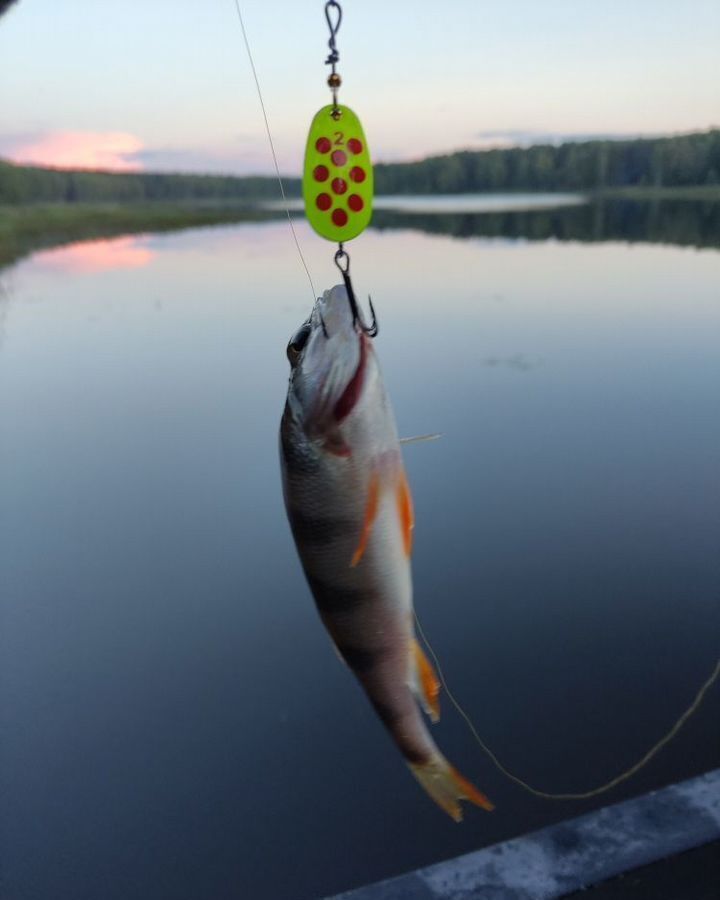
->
[1,0,718,175]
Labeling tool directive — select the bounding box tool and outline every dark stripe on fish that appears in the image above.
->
[368,697,404,731]
[287,507,356,544]
[368,698,429,765]
[336,642,384,674]
[306,572,371,614]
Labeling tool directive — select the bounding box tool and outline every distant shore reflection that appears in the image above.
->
[32,235,155,273]
[369,196,720,251]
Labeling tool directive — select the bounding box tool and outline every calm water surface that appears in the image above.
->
[276,191,585,213]
[1,200,719,899]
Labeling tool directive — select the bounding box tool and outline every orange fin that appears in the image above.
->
[409,755,494,822]
[396,468,414,557]
[350,471,380,567]
[413,639,441,723]
[449,765,495,815]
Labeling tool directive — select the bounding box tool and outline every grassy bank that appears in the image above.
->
[0,201,282,269]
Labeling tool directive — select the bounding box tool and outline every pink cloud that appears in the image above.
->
[8,131,144,171]
[33,236,155,274]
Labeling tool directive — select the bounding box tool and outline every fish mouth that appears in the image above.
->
[288,285,368,438]
[301,329,367,458]
[305,328,365,433]
[312,284,355,337]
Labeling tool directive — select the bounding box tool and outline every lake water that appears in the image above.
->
[273,191,586,213]
[1,197,719,900]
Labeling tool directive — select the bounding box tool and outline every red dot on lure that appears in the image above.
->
[349,166,366,183]
[331,149,347,167]
[314,165,329,182]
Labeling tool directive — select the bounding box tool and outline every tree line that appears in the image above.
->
[0,161,299,205]
[1,128,718,204]
[374,129,720,194]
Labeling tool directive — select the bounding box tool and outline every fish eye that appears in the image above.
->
[286,323,312,363]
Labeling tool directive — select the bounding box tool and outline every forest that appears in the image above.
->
[0,162,295,204]
[0,128,718,204]
[374,128,720,194]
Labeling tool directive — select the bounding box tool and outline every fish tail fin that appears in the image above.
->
[409,755,494,822]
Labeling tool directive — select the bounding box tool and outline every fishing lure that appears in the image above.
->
[301,0,375,325]
[303,103,373,242]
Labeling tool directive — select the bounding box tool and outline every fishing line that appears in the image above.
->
[415,611,720,800]
[232,0,317,302]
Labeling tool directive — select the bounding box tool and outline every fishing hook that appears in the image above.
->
[334,246,378,338]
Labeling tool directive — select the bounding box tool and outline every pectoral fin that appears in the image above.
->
[350,471,380,567]
[396,468,414,557]
[413,639,441,722]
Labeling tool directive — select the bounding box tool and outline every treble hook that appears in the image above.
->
[324,1,342,68]
[334,246,378,338]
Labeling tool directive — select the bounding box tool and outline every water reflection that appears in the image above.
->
[32,235,155,273]
[371,197,720,250]
[2,197,719,282]
[279,192,586,214]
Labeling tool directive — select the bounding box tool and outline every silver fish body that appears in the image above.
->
[280,285,492,821]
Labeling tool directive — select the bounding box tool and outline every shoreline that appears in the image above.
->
[2,186,719,270]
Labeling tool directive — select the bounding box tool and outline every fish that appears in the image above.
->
[279,284,493,821]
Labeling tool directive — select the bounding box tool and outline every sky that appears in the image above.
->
[0,0,718,175]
